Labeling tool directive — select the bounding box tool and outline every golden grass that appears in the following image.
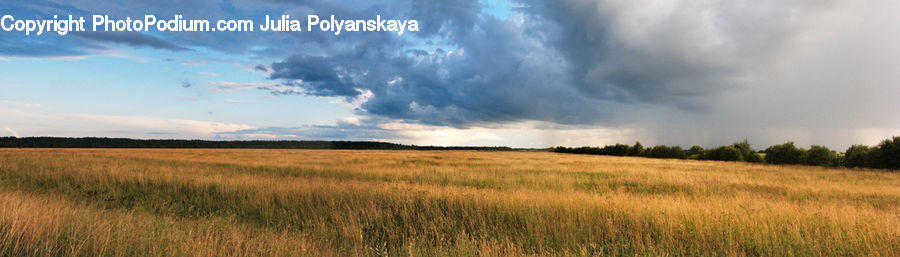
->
[0,148,897,256]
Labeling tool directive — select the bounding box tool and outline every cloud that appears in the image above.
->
[73,31,190,51]
[0,36,98,57]
[220,120,640,148]
[0,1,192,57]
[267,11,609,126]
[4,128,18,137]
[254,64,269,73]
[265,0,822,119]
[0,107,254,138]
[267,0,769,126]
[255,0,900,148]
[72,113,254,136]
[145,131,178,135]
[205,81,280,93]
[0,100,41,108]
[217,123,399,141]
[339,117,362,126]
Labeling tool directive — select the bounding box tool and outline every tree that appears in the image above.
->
[765,142,803,164]
[732,140,763,163]
[671,146,687,159]
[804,145,836,167]
[703,146,744,162]
[687,145,705,159]
[872,136,900,170]
[629,142,645,157]
[601,144,631,156]
[844,145,871,168]
[648,145,687,159]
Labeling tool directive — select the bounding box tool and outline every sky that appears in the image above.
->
[1,0,899,149]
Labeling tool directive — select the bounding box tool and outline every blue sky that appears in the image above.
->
[2,0,899,149]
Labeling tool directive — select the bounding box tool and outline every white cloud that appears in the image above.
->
[0,108,254,139]
[330,88,374,110]
[205,81,277,93]
[71,113,254,135]
[387,76,403,85]
[229,133,300,140]
[4,128,18,137]
[0,100,41,108]
[339,117,362,126]
[179,59,209,66]
[378,121,639,148]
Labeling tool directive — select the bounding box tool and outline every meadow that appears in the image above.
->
[0,148,897,256]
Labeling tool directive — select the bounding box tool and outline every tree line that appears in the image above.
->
[0,137,513,151]
[553,136,900,171]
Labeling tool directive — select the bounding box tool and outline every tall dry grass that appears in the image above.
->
[0,148,897,256]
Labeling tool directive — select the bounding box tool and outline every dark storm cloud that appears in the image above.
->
[269,55,374,97]
[409,0,480,38]
[263,0,889,131]
[261,0,764,125]
[265,0,617,126]
[519,0,809,109]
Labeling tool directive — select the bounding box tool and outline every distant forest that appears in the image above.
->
[3,136,896,170]
[554,136,900,171]
[0,137,512,151]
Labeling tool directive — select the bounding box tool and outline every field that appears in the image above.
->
[0,149,897,256]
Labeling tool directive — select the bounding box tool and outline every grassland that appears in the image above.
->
[0,149,897,256]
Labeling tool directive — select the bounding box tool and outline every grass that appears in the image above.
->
[0,149,897,256]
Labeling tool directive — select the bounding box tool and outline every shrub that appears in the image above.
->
[732,140,763,163]
[703,146,743,162]
[804,145,836,167]
[648,145,667,158]
[833,154,846,167]
[747,152,764,163]
[765,142,803,164]
[648,145,687,159]
[687,145,705,159]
